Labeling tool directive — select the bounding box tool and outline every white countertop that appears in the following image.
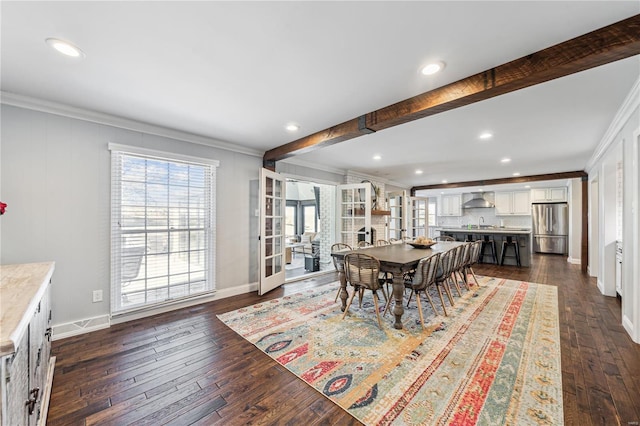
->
[0,262,55,356]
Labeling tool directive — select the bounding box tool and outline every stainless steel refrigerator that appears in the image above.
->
[532,202,568,254]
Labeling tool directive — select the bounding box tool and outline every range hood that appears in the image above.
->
[462,192,495,209]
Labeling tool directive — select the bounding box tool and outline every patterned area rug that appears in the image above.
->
[218,276,563,425]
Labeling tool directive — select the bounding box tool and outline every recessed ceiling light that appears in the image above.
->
[478,188,484,192]
[415,170,423,175]
[285,123,300,132]
[479,132,493,140]
[420,61,446,76]
[45,38,85,58]
[525,185,531,189]
[373,155,382,160]
[441,179,448,183]
[513,172,521,176]
[501,158,511,163]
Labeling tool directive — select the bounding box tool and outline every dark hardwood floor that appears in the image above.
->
[48,254,640,425]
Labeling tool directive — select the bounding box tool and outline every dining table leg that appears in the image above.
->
[391,274,405,329]
[338,267,348,312]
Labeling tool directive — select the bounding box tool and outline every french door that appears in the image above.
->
[337,183,371,247]
[408,197,429,239]
[259,168,286,295]
[388,191,408,240]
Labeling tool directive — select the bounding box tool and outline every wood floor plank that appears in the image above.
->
[47,254,640,425]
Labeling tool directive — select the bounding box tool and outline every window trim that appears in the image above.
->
[109,143,218,315]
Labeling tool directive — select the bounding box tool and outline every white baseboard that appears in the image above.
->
[52,315,111,340]
[111,282,259,324]
[622,315,637,343]
[52,282,260,336]
[567,256,581,265]
[597,279,605,295]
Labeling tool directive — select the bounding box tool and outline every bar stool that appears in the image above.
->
[464,234,475,242]
[500,235,521,266]
[480,235,498,264]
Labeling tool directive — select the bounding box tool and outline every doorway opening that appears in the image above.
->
[284,179,335,282]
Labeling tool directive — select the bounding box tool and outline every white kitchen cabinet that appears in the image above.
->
[495,191,530,215]
[1,263,55,426]
[439,194,461,216]
[531,187,567,202]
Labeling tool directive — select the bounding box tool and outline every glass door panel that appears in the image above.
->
[337,183,371,247]
[259,168,286,295]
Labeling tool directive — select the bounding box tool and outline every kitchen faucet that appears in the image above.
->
[478,216,484,228]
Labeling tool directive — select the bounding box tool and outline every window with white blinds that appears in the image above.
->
[110,144,218,314]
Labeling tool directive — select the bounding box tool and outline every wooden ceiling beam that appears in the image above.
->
[410,170,587,194]
[263,14,640,165]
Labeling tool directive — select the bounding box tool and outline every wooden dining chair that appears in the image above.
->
[376,240,390,246]
[405,252,442,327]
[331,243,352,302]
[434,235,455,242]
[357,241,373,248]
[342,253,386,329]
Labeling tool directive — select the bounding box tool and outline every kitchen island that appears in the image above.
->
[435,227,532,267]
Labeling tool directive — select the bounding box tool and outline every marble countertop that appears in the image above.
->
[0,262,55,356]
[435,227,532,235]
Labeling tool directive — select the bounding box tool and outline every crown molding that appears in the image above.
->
[280,156,346,176]
[0,91,263,158]
[345,170,408,189]
[586,71,640,172]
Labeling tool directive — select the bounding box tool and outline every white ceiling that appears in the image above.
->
[2,1,639,195]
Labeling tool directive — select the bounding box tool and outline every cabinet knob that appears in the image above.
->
[45,327,53,342]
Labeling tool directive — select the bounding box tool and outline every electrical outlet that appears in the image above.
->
[92,290,103,303]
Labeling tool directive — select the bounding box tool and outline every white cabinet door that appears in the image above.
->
[495,191,530,215]
[512,191,531,214]
[549,187,567,202]
[531,188,548,202]
[450,194,461,216]
[494,192,512,215]
[531,187,567,202]
[440,194,461,216]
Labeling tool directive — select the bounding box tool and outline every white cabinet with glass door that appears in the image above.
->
[337,183,371,247]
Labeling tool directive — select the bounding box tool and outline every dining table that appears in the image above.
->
[331,241,465,329]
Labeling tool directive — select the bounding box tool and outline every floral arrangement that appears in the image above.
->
[0,201,6,215]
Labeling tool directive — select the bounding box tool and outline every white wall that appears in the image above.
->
[0,105,262,329]
[588,75,640,343]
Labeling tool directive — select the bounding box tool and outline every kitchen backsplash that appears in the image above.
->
[438,207,532,229]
